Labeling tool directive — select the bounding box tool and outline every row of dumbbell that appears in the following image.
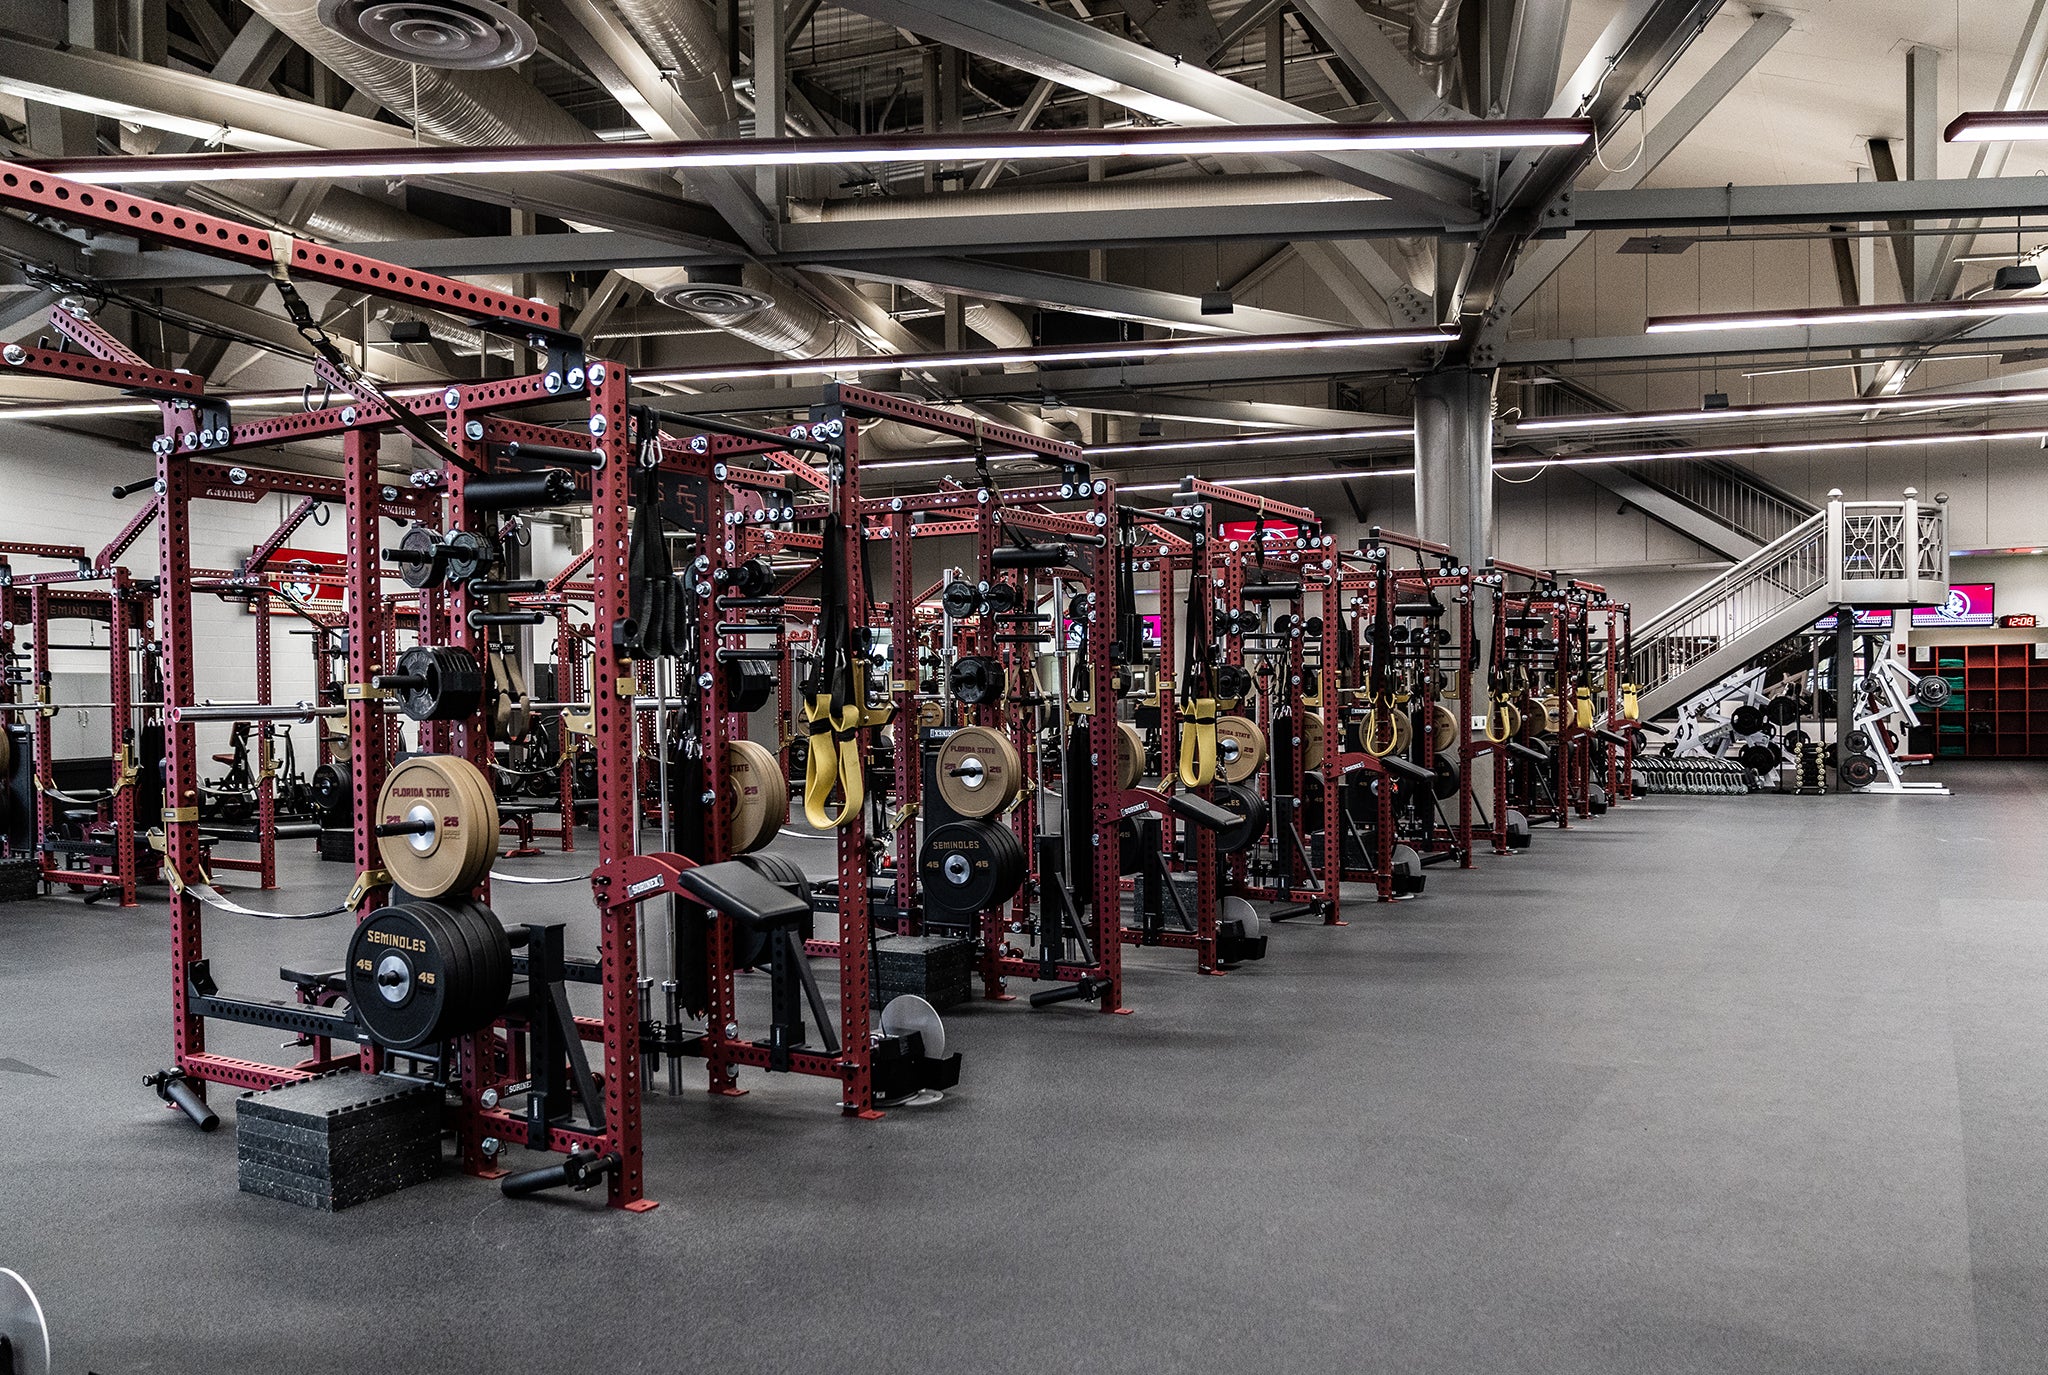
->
[1633,755,1756,795]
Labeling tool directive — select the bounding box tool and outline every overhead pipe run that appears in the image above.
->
[242,0,868,365]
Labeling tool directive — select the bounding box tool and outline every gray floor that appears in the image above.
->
[6,765,2048,1373]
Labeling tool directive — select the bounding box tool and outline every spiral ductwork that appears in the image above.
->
[246,0,867,362]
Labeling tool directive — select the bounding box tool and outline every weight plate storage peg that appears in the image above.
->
[724,739,789,853]
[936,727,1022,819]
[1214,715,1267,784]
[345,898,513,1050]
[375,754,498,899]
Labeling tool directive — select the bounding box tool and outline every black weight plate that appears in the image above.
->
[1782,729,1810,752]
[733,557,774,598]
[1739,743,1781,773]
[1432,756,1460,800]
[1765,694,1804,726]
[1841,753,1878,788]
[949,655,1006,706]
[1215,664,1253,701]
[920,819,1025,917]
[1730,704,1766,736]
[1915,675,1953,708]
[1847,729,1871,755]
[397,525,443,590]
[348,902,454,1050]
[985,581,1019,614]
[941,580,981,619]
[444,530,500,584]
[1212,782,1269,853]
[724,657,776,713]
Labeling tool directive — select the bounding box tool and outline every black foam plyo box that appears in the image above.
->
[872,935,973,1011]
[235,1073,443,1211]
[0,853,39,900]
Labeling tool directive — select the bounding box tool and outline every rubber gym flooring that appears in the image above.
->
[5,763,2048,1373]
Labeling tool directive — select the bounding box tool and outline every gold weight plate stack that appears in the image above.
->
[936,726,1022,818]
[725,739,789,853]
[1215,715,1267,784]
[1523,697,1554,737]
[1389,710,1413,754]
[1115,721,1146,790]
[1299,711,1326,771]
[377,754,497,899]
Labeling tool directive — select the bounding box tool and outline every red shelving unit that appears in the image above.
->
[1928,643,2048,757]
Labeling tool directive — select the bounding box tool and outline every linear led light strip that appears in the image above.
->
[1512,385,2048,434]
[1498,424,2048,472]
[0,384,453,423]
[1948,112,2048,142]
[862,424,1416,472]
[636,330,1449,385]
[1645,298,2048,334]
[33,120,1594,187]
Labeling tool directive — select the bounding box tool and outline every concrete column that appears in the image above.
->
[1413,367,1497,818]
[1412,368,1495,565]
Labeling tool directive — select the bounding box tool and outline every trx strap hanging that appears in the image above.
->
[265,240,483,476]
[1177,557,1218,788]
[1362,557,1400,757]
[802,517,864,829]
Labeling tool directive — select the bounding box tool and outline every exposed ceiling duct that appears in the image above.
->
[244,0,864,361]
[897,282,1035,372]
[1409,0,1464,101]
[790,172,1381,222]
[315,0,538,69]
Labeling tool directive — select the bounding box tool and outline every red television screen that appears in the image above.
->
[1912,582,1995,628]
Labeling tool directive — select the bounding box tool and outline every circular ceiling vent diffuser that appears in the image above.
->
[653,280,777,319]
[317,0,538,69]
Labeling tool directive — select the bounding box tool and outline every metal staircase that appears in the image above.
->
[1584,456,1817,561]
[1630,490,1949,720]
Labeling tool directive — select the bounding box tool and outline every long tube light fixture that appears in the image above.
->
[1498,424,2048,472]
[861,424,1415,473]
[1946,111,2048,142]
[635,329,1448,384]
[1645,299,2048,334]
[1511,385,2048,434]
[33,120,1593,187]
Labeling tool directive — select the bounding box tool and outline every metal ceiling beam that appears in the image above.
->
[812,257,1351,334]
[539,0,771,253]
[1288,0,1469,121]
[1060,394,1408,428]
[1116,0,1228,65]
[0,35,733,245]
[1501,9,1791,315]
[1500,0,1573,118]
[832,0,1481,213]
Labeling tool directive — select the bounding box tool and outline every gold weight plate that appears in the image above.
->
[377,754,495,899]
[445,751,499,892]
[1434,702,1459,753]
[1389,709,1413,755]
[1299,711,1326,771]
[726,738,788,854]
[1215,715,1267,784]
[916,699,945,729]
[936,726,1021,818]
[1523,697,1554,737]
[1115,721,1146,790]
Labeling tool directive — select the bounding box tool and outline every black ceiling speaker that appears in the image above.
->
[1996,264,2043,291]
[318,0,538,70]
